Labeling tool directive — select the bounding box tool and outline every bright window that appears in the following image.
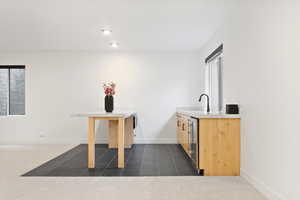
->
[205,45,223,113]
[0,66,25,116]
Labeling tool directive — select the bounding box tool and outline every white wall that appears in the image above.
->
[0,51,203,144]
[198,1,300,200]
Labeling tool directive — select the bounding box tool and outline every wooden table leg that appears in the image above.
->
[118,118,125,168]
[88,117,95,168]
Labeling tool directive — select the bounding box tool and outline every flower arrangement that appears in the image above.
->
[103,82,116,96]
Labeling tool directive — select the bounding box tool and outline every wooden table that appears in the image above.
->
[73,112,136,168]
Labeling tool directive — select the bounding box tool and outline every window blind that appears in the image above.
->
[9,68,25,115]
[0,66,25,116]
[0,68,9,115]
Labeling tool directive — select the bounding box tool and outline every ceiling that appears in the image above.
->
[0,0,229,51]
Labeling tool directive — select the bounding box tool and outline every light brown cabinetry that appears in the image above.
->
[199,118,240,176]
[176,115,190,156]
[108,116,134,149]
[176,114,240,176]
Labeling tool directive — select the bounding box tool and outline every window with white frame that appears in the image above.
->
[205,45,223,113]
[0,66,25,116]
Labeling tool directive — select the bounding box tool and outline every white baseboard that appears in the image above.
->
[134,138,177,144]
[0,138,82,145]
[80,138,177,144]
[1,137,177,145]
[80,138,108,144]
[241,169,287,200]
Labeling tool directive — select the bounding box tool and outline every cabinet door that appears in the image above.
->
[199,118,240,176]
[181,119,190,156]
[176,115,191,156]
[176,116,182,144]
[177,115,184,145]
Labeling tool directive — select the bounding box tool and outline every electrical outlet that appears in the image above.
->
[39,132,45,138]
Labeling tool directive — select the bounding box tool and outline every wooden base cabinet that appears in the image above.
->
[176,114,240,176]
[199,118,240,176]
[108,116,134,149]
[176,115,190,157]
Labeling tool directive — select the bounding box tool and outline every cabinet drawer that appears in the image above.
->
[181,119,190,156]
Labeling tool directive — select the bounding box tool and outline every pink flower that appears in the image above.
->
[102,82,116,96]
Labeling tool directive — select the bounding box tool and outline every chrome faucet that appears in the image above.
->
[199,93,210,113]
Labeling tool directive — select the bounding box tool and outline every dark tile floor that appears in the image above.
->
[22,144,199,176]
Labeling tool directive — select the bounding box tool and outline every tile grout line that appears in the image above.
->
[138,145,147,174]
[167,144,180,176]
[93,145,111,171]
[102,145,134,174]
[119,145,137,175]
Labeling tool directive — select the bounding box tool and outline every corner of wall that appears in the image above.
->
[241,169,287,200]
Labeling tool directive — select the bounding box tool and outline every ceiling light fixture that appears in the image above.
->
[101,29,112,36]
[110,41,119,48]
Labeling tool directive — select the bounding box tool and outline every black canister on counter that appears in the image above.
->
[226,104,239,114]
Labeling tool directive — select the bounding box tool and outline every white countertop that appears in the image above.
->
[176,109,240,119]
[72,111,136,118]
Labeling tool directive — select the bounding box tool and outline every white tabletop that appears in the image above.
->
[72,111,136,118]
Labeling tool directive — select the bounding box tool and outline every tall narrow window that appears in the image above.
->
[205,45,223,113]
[0,66,25,116]
[0,68,9,115]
